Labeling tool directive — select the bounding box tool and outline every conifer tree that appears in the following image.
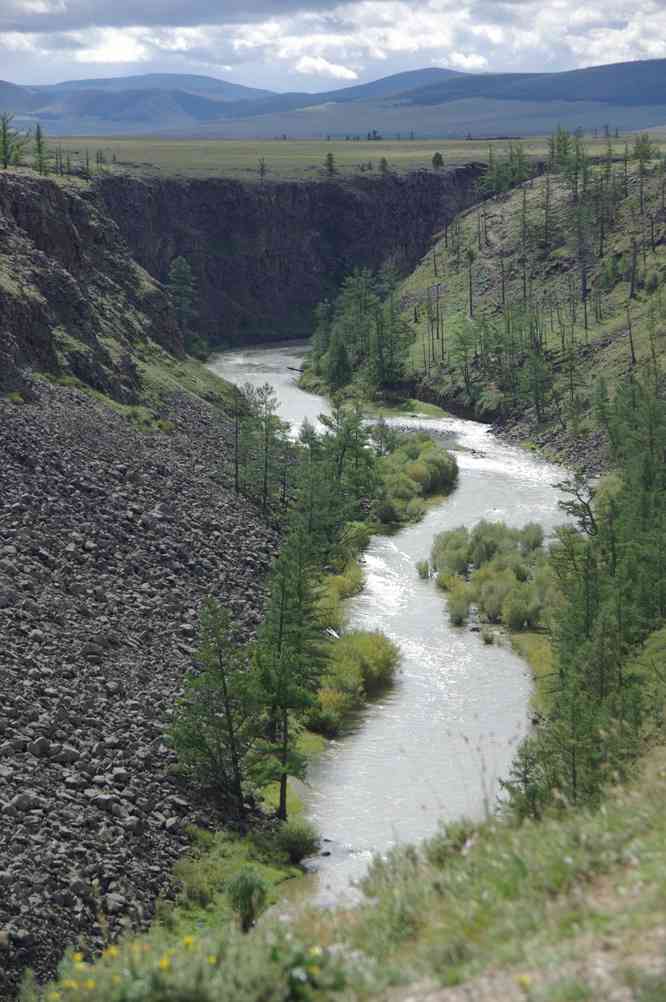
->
[171,600,261,816]
[0,114,29,170]
[33,123,48,175]
[254,527,325,820]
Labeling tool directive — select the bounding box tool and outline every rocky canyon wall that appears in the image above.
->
[96,165,484,347]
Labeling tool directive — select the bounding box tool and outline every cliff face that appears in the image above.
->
[96,166,484,347]
[0,166,484,399]
[0,171,181,400]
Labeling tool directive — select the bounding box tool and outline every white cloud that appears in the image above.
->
[72,28,149,64]
[448,50,488,70]
[295,54,358,78]
[4,0,666,88]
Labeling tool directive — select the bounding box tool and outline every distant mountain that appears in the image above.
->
[0,80,40,113]
[37,73,275,101]
[2,60,666,138]
[396,59,666,107]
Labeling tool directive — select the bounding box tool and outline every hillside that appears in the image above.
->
[394,143,666,469]
[37,74,275,100]
[3,59,666,137]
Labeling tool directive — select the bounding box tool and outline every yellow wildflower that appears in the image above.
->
[207,955,217,967]
[104,946,119,960]
[48,992,62,1001]
[72,953,84,964]
[308,946,323,958]
[516,974,532,993]
[158,955,172,972]
[84,980,96,991]
[62,980,79,991]
[182,935,195,949]
[111,976,122,986]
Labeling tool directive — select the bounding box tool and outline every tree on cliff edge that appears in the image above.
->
[33,124,48,175]
[0,114,29,170]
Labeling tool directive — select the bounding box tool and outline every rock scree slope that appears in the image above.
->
[0,382,277,1000]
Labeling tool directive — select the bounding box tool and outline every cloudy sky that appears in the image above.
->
[2,0,666,90]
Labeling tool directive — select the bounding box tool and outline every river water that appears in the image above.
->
[208,342,565,907]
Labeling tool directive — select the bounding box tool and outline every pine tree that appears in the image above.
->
[254,527,325,820]
[326,332,351,390]
[0,113,29,170]
[33,123,48,175]
[171,600,261,816]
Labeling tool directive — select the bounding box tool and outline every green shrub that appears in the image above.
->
[646,269,660,294]
[424,819,478,867]
[331,631,400,695]
[520,522,545,553]
[501,585,531,631]
[478,570,515,623]
[316,587,344,631]
[448,583,471,626]
[226,867,268,933]
[481,627,494,645]
[431,526,470,576]
[327,561,364,599]
[306,685,356,736]
[406,497,426,520]
[416,559,431,579]
[273,817,320,864]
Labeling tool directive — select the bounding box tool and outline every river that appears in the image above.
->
[208,342,565,907]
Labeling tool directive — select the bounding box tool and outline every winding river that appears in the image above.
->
[208,342,565,907]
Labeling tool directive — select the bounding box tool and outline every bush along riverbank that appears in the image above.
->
[420,518,560,714]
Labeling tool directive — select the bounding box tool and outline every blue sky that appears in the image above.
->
[2,1,666,88]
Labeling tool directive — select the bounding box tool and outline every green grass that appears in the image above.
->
[43,742,666,1001]
[135,339,237,411]
[260,729,326,817]
[362,397,449,419]
[48,135,666,183]
[51,136,506,181]
[511,631,555,714]
[157,829,301,938]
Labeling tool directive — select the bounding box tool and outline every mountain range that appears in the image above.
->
[2,59,666,138]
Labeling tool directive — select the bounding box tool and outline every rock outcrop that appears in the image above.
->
[97,166,484,346]
[0,170,181,400]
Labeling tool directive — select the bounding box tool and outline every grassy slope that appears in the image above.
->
[45,635,666,999]
[399,161,666,461]
[50,136,666,182]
